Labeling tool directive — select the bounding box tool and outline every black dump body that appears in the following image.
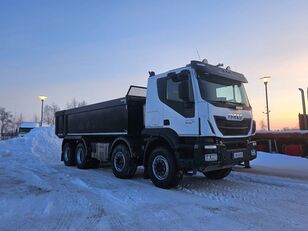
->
[55,86,146,138]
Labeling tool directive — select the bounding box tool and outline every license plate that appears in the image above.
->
[233,152,244,159]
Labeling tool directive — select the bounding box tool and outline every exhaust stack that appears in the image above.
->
[299,88,307,130]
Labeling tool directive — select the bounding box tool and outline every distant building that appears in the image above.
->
[18,122,40,137]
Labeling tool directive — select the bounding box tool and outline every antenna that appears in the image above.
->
[196,48,201,61]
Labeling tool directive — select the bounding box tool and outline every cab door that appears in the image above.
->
[157,69,199,136]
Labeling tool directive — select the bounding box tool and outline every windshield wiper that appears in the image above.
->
[227,101,245,106]
[210,100,234,105]
[209,100,234,104]
[209,100,246,108]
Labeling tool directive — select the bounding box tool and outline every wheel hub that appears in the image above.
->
[114,151,125,172]
[152,155,169,180]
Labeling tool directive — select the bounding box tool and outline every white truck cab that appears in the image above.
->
[146,60,254,138]
[143,60,256,182]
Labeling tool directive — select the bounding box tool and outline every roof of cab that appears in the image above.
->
[188,60,248,83]
[149,60,248,83]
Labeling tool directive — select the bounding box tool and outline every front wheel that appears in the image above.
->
[203,168,232,179]
[148,147,182,189]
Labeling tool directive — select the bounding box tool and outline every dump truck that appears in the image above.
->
[55,60,257,188]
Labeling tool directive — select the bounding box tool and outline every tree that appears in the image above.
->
[0,107,13,138]
[10,113,22,135]
[43,103,61,126]
[259,119,266,130]
[66,98,87,109]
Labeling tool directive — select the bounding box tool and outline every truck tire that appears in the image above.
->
[203,168,232,180]
[111,144,137,179]
[75,143,89,169]
[148,147,182,189]
[63,142,75,166]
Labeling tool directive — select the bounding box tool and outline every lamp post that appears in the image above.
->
[38,96,47,127]
[260,77,271,131]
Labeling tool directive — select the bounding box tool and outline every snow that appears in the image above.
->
[246,152,308,180]
[1,128,308,230]
[257,129,308,134]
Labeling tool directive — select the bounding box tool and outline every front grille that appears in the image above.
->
[214,116,251,136]
[224,141,247,150]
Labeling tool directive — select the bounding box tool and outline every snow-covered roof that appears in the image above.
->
[19,122,40,128]
[256,129,308,134]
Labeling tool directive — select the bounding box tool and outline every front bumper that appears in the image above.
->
[177,140,257,170]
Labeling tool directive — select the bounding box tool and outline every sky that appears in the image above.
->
[0,0,307,130]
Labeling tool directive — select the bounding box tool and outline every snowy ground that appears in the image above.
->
[1,128,308,231]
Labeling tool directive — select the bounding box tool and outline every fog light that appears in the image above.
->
[251,149,257,156]
[204,154,218,161]
[251,141,257,146]
[204,145,217,150]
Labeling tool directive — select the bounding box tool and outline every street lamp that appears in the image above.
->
[260,76,271,131]
[38,95,47,127]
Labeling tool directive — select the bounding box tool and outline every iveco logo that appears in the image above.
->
[227,113,243,121]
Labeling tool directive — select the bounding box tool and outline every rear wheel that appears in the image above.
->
[203,168,232,179]
[63,142,75,166]
[111,144,137,179]
[75,143,89,169]
[148,147,182,189]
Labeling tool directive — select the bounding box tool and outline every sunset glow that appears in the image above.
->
[0,0,307,130]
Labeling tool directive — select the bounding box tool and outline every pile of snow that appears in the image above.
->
[0,127,62,191]
[0,127,61,164]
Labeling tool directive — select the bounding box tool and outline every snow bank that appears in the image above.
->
[0,127,62,191]
[0,127,61,164]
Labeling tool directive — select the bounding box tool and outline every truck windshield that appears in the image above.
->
[197,72,250,109]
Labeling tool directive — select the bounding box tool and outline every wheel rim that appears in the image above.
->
[152,155,169,181]
[114,151,125,172]
[76,147,85,164]
[64,147,70,162]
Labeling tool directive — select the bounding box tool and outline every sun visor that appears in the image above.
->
[189,60,248,83]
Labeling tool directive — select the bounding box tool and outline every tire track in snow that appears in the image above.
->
[177,172,299,206]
